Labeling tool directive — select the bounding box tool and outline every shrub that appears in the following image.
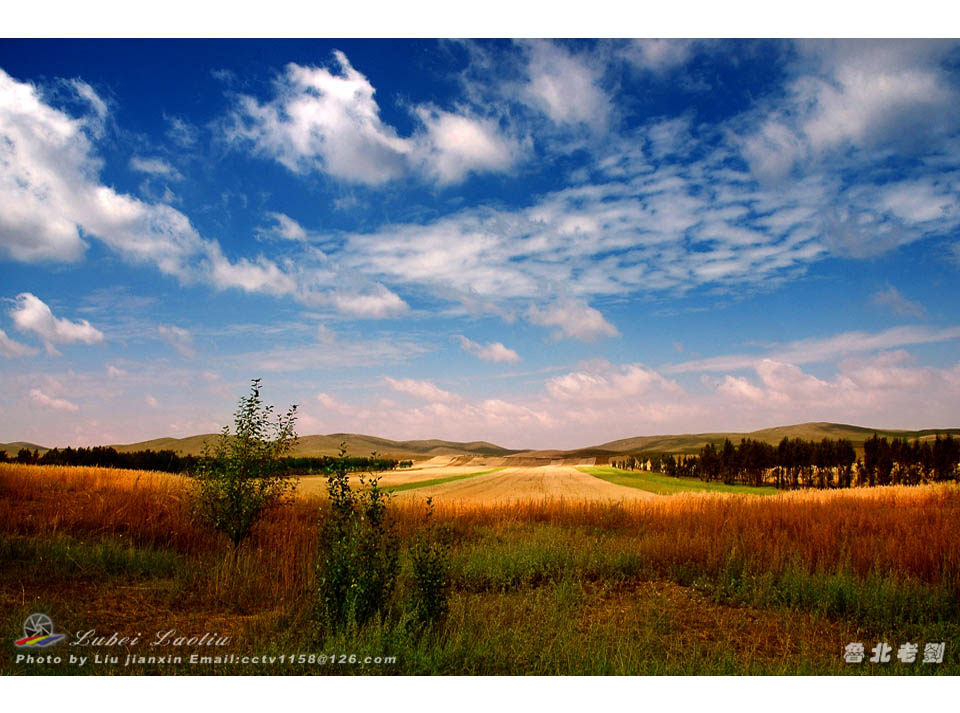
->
[409,498,452,626]
[191,378,298,547]
[316,446,400,633]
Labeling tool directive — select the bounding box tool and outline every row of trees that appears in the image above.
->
[1,445,412,474]
[4,446,200,472]
[611,434,960,489]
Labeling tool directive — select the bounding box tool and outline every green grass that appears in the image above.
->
[0,533,181,578]
[5,523,957,674]
[383,468,504,493]
[579,466,779,496]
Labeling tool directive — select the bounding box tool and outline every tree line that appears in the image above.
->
[0,445,412,475]
[610,434,960,489]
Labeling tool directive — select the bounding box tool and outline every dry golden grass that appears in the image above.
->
[2,463,959,674]
[3,462,958,592]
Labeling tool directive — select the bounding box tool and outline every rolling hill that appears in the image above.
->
[0,441,49,458]
[590,422,960,455]
[105,433,521,458]
[5,422,960,461]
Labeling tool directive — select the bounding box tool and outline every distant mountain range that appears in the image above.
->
[4,422,960,459]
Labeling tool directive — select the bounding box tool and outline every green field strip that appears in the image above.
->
[383,467,505,493]
[578,466,778,496]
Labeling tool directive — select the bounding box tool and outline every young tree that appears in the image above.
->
[192,378,298,547]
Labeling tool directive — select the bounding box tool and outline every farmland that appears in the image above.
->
[1,461,958,675]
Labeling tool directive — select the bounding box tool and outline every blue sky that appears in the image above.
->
[2,38,960,449]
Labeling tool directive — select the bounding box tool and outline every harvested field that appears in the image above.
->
[294,461,495,497]
[391,465,658,505]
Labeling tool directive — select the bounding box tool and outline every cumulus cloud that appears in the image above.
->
[145,393,159,408]
[546,362,682,401]
[526,300,619,341]
[9,293,103,354]
[227,51,518,186]
[0,328,38,357]
[29,388,79,412]
[414,106,519,184]
[871,286,927,319]
[384,377,458,404]
[0,68,301,299]
[456,336,520,363]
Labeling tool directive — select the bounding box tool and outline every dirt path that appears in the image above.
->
[392,465,659,505]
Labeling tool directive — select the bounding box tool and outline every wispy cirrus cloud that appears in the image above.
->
[157,325,196,359]
[871,285,927,319]
[665,325,960,374]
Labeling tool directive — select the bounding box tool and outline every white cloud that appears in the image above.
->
[623,39,698,74]
[9,293,103,354]
[384,377,458,404]
[258,212,309,241]
[315,392,346,411]
[315,324,336,344]
[129,156,182,180]
[106,365,127,377]
[879,180,957,224]
[0,68,302,300]
[0,328,38,357]
[457,335,521,363]
[29,388,79,412]
[227,51,518,186]
[546,362,682,401]
[68,79,107,126]
[739,40,960,179]
[332,285,408,318]
[666,324,960,373]
[228,53,410,184]
[145,394,159,408]
[157,325,196,359]
[526,299,619,341]
[414,107,519,184]
[521,40,611,127]
[871,286,927,319]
